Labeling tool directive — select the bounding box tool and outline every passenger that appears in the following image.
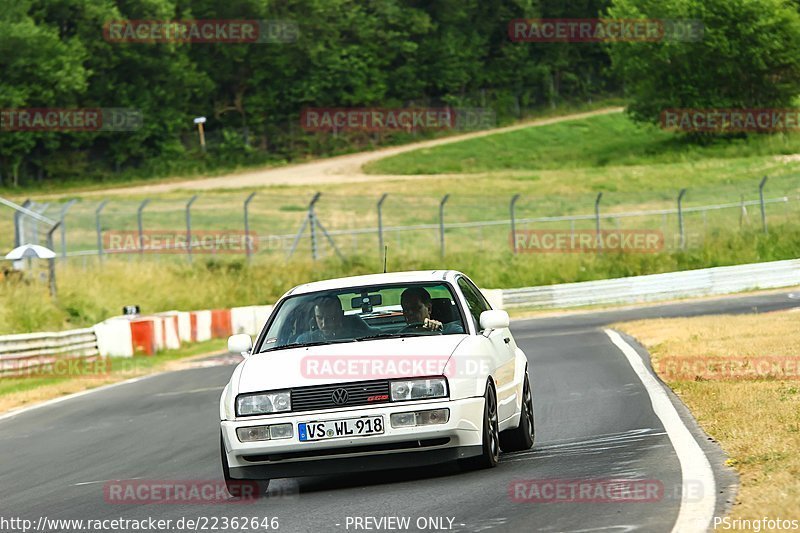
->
[296,295,373,341]
[283,303,313,344]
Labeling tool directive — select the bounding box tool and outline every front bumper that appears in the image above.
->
[221,397,484,479]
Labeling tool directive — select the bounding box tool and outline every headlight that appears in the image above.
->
[236,423,293,442]
[390,378,448,401]
[391,409,450,428]
[236,390,291,416]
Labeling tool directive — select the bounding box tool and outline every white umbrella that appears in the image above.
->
[5,244,56,260]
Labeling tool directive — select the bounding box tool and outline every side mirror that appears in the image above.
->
[228,334,253,357]
[480,309,509,331]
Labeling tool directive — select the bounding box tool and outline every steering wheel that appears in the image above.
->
[397,322,442,334]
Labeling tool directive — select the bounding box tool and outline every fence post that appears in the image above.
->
[377,193,388,260]
[759,176,768,233]
[439,194,450,259]
[46,223,60,299]
[14,199,30,248]
[739,195,747,227]
[510,194,521,254]
[286,192,319,260]
[95,200,109,262]
[244,192,256,262]
[185,195,198,262]
[677,188,687,249]
[594,192,603,252]
[309,192,322,261]
[137,199,150,256]
[59,199,78,260]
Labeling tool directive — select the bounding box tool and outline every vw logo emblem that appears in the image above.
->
[331,388,349,405]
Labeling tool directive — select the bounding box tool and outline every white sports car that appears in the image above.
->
[219,270,534,495]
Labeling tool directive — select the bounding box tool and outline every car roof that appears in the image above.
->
[285,270,463,296]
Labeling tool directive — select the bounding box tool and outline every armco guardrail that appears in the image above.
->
[0,328,99,376]
[0,305,273,373]
[2,259,798,371]
[499,258,800,309]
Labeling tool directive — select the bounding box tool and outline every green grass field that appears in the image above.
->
[1,110,799,334]
[1,221,798,335]
[364,112,800,174]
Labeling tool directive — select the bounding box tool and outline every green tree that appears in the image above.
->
[607,0,800,127]
[0,1,87,186]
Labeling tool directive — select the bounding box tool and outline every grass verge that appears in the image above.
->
[615,310,800,521]
[0,338,227,414]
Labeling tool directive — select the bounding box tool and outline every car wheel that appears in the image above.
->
[460,382,500,470]
[500,370,535,452]
[221,433,270,498]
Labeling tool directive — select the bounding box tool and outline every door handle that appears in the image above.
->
[504,337,511,344]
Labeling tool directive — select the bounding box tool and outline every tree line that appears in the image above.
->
[1,0,799,187]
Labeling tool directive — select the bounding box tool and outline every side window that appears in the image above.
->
[458,278,490,331]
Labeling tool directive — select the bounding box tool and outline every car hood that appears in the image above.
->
[237,335,468,393]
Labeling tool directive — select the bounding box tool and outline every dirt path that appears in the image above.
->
[69,107,623,197]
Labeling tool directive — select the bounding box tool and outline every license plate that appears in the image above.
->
[298,416,384,441]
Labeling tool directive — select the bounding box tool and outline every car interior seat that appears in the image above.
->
[431,298,457,323]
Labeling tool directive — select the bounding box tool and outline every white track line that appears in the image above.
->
[0,375,150,424]
[154,386,223,397]
[0,351,231,424]
[604,329,715,533]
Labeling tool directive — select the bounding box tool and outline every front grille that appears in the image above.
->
[290,379,390,413]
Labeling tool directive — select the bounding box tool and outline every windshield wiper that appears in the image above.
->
[354,332,421,341]
[259,339,350,353]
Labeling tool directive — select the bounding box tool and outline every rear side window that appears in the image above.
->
[457,277,490,331]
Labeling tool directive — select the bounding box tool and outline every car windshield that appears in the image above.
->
[256,283,465,353]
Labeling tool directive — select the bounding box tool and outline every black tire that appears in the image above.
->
[459,382,501,470]
[221,433,270,499]
[500,370,535,452]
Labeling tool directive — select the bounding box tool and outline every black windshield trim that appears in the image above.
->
[252,281,467,353]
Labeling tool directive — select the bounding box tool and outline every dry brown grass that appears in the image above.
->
[0,340,226,414]
[616,310,800,526]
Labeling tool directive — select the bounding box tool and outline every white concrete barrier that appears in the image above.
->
[194,310,212,342]
[176,312,192,343]
[93,318,134,357]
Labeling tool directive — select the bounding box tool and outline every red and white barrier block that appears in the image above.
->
[94,305,274,357]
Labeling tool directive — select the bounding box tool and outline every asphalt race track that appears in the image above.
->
[1,291,797,533]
